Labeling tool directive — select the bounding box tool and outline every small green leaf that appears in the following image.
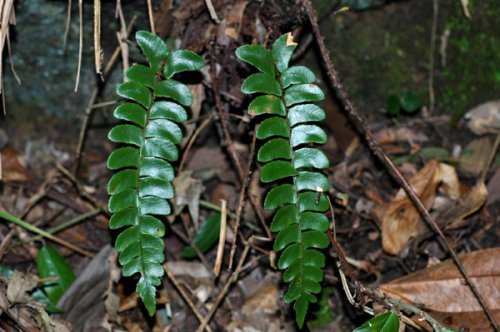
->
[270,205,298,232]
[264,184,296,210]
[256,117,289,139]
[117,81,152,108]
[400,91,422,113]
[353,312,400,332]
[143,137,179,161]
[241,73,282,96]
[181,213,221,258]
[285,84,324,106]
[137,276,159,316]
[136,31,169,71]
[248,95,286,116]
[295,171,330,192]
[149,101,188,123]
[36,245,76,305]
[164,50,205,78]
[272,33,297,73]
[291,125,327,147]
[298,192,329,212]
[139,158,174,181]
[109,188,138,213]
[109,208,139,229]
[145,119,183,144]
[235,44,275,76]
[278,243,301,269]
[114,103,147,127]
[294,295,311,328]
[139,196,171,215]
[107,147,140,170]
[386,94,401,116]
[281,66,315,88]
[303,230,329,249]
[155,79,193,106]
[108,169,138,194]
[260,160,297,182]
[139,178,174,198]
[257,138,292,162]
[288,104,325,127]
[274,223,301,252]
[299,212,329,232]
[419,146,450,161]
[293,147,329,169]
[126,64,157,88]
[108,124,143,147]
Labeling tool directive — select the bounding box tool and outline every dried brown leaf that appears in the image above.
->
[380,248,500,331]
[7,271,37,304]
[464,100,500,135]
[459,137,493,175]
[0,147,32,182]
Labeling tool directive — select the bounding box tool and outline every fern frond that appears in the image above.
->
[107,31,204,315]
[237,33,330,328]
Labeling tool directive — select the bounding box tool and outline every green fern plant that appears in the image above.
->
[107,31,204,315]
[236,33,330,328]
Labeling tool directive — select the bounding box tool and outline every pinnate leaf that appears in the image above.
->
[155,79,193,106]
[285,84,324,106]
[248,95,286,116]
[353,312,400,332]
[117,81,152,108]
[241,73,282,96]
[272,32,297,73]
[136,31,169,71]
[236,44,274,76]
[164,50,205,78]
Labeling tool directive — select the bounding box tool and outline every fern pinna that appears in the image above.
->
[236,33,330,327]
[107,31,204,315]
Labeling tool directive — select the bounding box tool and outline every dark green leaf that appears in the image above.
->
[256,117,289,140]
[181,213,221,258]
[143,137,178,161]
[140,216,165,237]
[107,146,140,170]
[299,212,329,232]
[248,95,286,116]
[235,44,275,76]
[139,157,174,181]
[295,171,330,192]
[272,33,297,73]
[117,81,152,108]
[281,66,315,88]
[386,94,400,116]
[303,249,326,267]
[260,160,297,183]
[36,245,75,305]
[145,119,183,144]
[274,223,300,252]
[149,101,188,123]
[303,230,329,249]
[139,177,174,198]
[353,312,400,332]
[264,184,296,210]
[291,125,327,147]
[109,188,138,213]
[298,192,329,212]
[257,138,291,162]
[108,124,143,147]
[114,103,147,127]
[155,79,192,106]
[126,64,157,88]
[135,31,169,71]
[139,196,171,215]
[109,208,139,229]
[294,294,311,328]
[278,243,301,269]
[137,276,159,316]
[241,73,282,96]
[108,169,138,194]
[293,148,329,169]
[164,50,205,78]
[270,205,298,232]
[288,104,325,127]
[285,84,324,106]
[400,91,422,113]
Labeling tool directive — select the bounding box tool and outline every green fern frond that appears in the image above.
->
[236,33,330,328]
[107,31,204,315]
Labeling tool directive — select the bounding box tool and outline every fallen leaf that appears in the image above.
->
[0,147,31,182]
[486,169,500,206]
[7,271,38,304]
[464,100,500,135]
[380,248,500,331]
[459,137,493,175]
[372,127,429,145]
[171,171,203,226]
[373,160,460,254]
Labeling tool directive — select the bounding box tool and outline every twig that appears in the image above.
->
[200,200,236,219]
[93,0,102,75]
[428,0,438,114]
[213,200,227,277]
[63,0,72,52]
[228,131,256,270]
[0,210,94,257]
[146,0,156,34]
[195,240,252,332]
[74,0,83,92]
[204,0,220,24]
[301,0,500,329]
[164,265,213,332]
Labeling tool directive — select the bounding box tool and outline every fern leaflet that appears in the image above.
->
[107,31,204,315]
[236,32,330,328]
